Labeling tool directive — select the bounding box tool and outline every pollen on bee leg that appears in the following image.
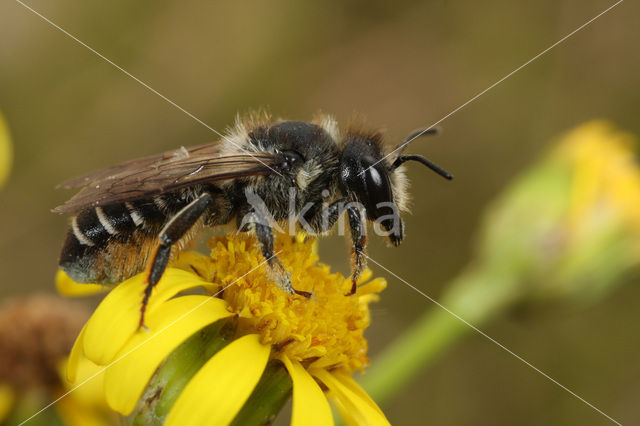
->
[267,257,313,299]
[346,245,366,296]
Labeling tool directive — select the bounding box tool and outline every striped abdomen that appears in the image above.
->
[59,196,185,284]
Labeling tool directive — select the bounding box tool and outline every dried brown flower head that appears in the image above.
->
[0,294,89,390]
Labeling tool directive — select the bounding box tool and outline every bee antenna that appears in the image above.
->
[393,126,441,154]
[391,154,453,180]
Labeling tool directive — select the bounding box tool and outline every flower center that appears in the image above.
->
[185,233,385,374]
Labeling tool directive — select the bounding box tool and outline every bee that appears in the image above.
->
[54,112,452,326]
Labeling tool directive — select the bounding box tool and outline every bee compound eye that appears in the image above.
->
[362,164,394,216]
[364,165,384,192]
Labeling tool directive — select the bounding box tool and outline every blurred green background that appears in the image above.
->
[1,0,638,424]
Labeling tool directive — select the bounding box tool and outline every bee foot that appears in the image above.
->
[270,267,313,299]
[138,318,150,332]
[344,280,358,296]
[294,288,313,299]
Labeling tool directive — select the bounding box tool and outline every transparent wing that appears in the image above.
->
[53,142,277,213]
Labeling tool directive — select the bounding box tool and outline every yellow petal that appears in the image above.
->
[165,334,270,426]
[56,270,110,297]
[282,356,334,426]
[331,371,385,417]
[83,268,215,364]
[0,384,14,423]
[67,324,87,383]
[104,295,232,415]
[325,391,353,425]
[0,111,12,188]
[173,251,216,282]
[58,354,110,426]
[61,356,108,409]
[313,369,390,426]
[56,396,110,426]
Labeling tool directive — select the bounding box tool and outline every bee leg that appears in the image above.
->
[140,193,213,329]
[257,220,313,298]
[239,210,312,298]
[303,199,366,295]
[346,204,367,296]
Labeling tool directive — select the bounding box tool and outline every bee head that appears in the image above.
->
[339,128,452,246]
[339,131,403,245]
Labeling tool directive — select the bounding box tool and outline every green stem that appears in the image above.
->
[361,265,519,404]
[125,318,238,426]
[230,360,293,426]
[125,319,293,426]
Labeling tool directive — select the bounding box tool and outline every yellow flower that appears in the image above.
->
[0,110,12,188]
[364,121,640,405]
[476,120,640,302]
[0,295,114,426]
[64,233,389,425]
[556,121,640,240]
